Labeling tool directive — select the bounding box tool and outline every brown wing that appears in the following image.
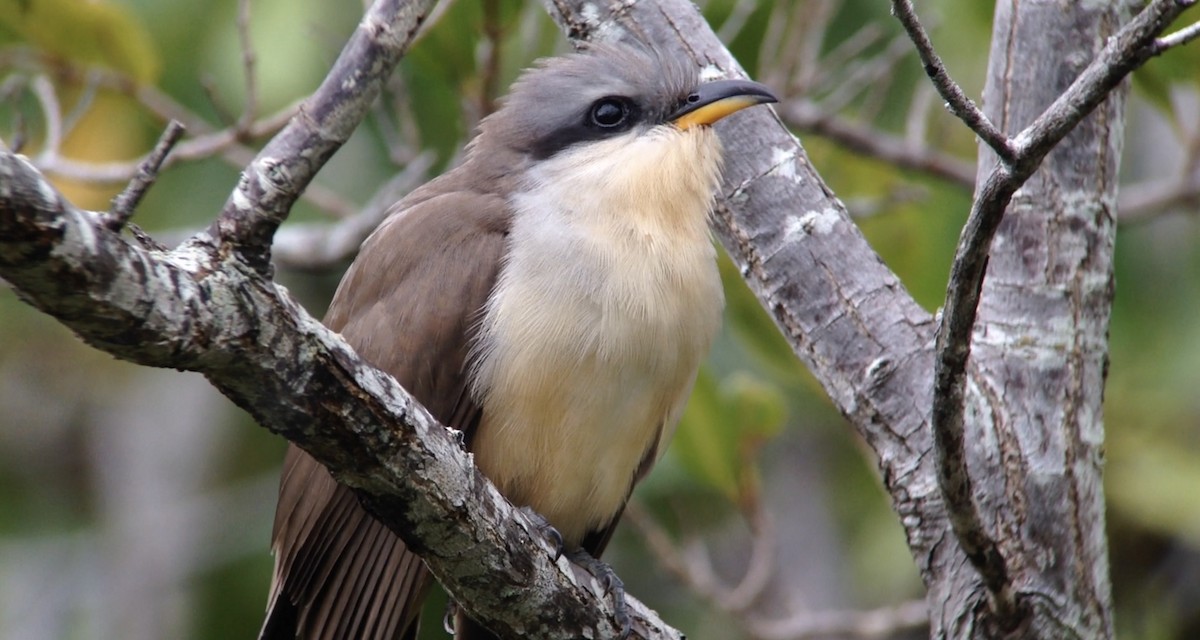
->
[261,191,511,640]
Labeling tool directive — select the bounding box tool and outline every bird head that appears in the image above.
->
[468,43,776,225]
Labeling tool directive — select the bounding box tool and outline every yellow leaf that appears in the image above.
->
[0,0,159,82]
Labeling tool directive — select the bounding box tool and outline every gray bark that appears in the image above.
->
[544,0,1163,637]
[0,0,1192,637]
[957,0,1128,636]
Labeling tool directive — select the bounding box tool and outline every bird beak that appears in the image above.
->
[671,79,778,130]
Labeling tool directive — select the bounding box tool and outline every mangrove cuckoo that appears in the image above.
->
[260,42,776,640]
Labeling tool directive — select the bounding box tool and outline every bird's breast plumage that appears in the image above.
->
[468,126,725,546]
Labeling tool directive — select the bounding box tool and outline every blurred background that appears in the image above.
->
[0,0,1198,638]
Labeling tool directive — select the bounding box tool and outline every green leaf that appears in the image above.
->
[671,368,787,509]
[0,0,159,82]
[1107,443,1200,546]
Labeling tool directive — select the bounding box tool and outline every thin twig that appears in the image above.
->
[1155,19,1200,50]
[715,0,761,44]
[36,100,298,185]
[106,121,187,229]
[1,50,364,217]
[905,82,936,147]
[479,0,504,118]
[30,76,62,162]
[1118,171,1200,224]
[724,508,776,612]
[747,600,929,640]
[199,74,237,127]
[783,100,975,187]
[889,0,1015,162]
[626,502,926,640]
[235,0,259,135]
[811,22,882,89]
[60,70,100,139]
[818,33,911,116]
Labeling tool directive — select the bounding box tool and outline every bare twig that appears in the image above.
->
[929,0,1198,623]
[199,74,237,128]
[271,152,435,270]
[715,0,761,44]
[625,502,772,614]
[479,0,504,118]
[810,22,882,89]
[626,502,926,640]
[747,600,929,640]
[235,0,260,134]
[818,32,911,116]
[209,0,440,273]
[30,76,62,163]
[1118,171,1200,224]
[106,120,187,229]
[2,50,357,218]
[35,99,297,184]
[60,70,100,139]
[1155,19,1200,50]
[889,0,1015,162]
[844,185,930,219]
[905,82,936,147]
[783,100,975,187]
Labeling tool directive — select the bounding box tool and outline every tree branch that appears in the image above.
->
[781,99,975,187]
[1154,18,1200,52]
[2,0,1194,636]
[0,0,681,636]
[207,0,437,274]
[929,0,1196,622]
[0,135,678,640]
[234,0,260,135]
[105,120,186,230]
[889,0,1015,162]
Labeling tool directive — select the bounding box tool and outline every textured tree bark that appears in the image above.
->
[544,0,1129,637]
[954,0,1127,636]
[0,0,1166,636]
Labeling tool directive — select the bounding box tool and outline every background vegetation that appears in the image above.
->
[0,0,1197,638]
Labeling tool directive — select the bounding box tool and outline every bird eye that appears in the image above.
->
[590,98,629,128]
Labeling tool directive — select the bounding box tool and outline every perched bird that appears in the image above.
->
[260,41,776,640]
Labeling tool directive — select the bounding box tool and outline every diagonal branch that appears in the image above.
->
[0,147,679,640]
[889,0,1014,162]
[1155,18,1200,51]
[207,0,438,274]
[782,99,976,187]
[105,120,186,229]
[0,0,690,635]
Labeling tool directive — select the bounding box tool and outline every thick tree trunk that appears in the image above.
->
[946,0,1127,636]
[3,0,1176,636]
[546,1,1128,637]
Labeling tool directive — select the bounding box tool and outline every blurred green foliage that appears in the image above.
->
[0,1,1198,639]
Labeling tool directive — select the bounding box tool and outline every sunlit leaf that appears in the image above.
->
[0,0,160,82]
[1107,443,1200,546]
[672,368,787,508]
